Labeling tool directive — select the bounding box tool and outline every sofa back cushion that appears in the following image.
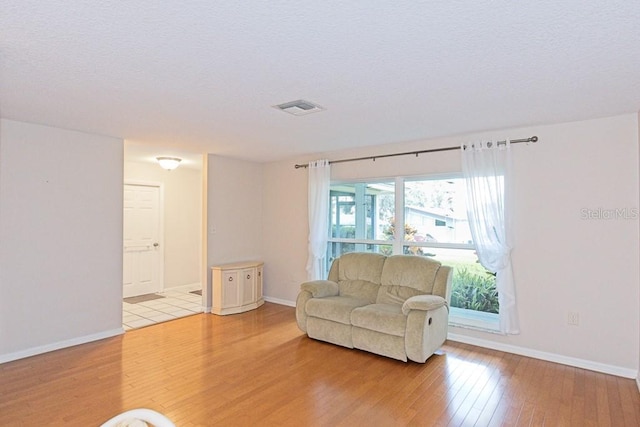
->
[377,255,442,305]
[336,252,386,303]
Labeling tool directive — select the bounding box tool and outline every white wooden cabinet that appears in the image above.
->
[211,261,264,315]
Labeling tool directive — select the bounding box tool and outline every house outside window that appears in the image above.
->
[327,176,499,330]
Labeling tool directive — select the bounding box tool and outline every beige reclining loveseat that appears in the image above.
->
[296,252,452,363]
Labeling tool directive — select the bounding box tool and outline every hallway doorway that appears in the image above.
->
[123,143,205,330]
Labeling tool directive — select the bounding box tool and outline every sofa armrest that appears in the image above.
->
[300,280,339,298]
[402,295,447,315]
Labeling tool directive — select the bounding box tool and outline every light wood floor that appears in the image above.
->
[1,303,638,426]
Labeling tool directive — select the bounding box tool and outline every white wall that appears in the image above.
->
[262,160,308,304]
[0,119,123,361]
[124,161,202,289]
[206,155,263,306]
[262,114,640,376]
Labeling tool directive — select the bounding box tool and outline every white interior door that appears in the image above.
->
[123,183,162,298]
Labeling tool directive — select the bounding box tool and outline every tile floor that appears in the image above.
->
[122,288,203,330]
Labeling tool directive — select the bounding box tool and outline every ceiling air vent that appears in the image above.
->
[273,99,325,116]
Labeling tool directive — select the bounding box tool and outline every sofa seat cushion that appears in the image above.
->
[350,303,407,337]
[305,296,370,325]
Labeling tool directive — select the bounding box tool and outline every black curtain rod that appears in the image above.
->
[294,135,538,169]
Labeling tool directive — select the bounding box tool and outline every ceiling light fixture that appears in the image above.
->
[156,156,182,170]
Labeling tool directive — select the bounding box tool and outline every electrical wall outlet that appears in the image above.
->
[567,312,579,326]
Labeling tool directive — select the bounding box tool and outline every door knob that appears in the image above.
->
[153,242,159,247]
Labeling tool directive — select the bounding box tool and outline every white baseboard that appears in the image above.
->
[0,328,124,364]
[263,296,295,307]
[636,375,640,394]
[448,332,637,379]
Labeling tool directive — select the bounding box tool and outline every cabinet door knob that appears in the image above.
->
[246,274,251,279]
[228,277,233,282]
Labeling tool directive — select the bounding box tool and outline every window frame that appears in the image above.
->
[326,173,499,331]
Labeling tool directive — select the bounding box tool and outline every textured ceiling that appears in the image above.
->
[2,1,640,163]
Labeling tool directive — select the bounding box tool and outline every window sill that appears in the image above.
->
[448,307,500,333]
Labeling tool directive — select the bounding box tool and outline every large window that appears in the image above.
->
[328,181,394,263]
[328,176,499,330]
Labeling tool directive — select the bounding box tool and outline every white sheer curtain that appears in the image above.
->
[462,140,519,334]
[306,159,331,281]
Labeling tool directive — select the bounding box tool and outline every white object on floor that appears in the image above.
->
[100,408,176,427]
